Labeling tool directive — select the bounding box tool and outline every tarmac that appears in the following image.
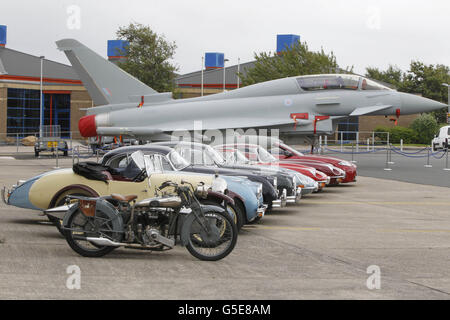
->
[1,156,450,299]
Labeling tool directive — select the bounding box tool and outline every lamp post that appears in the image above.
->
[201,55,204,97]
[237,57,240,89]
[223,58,229,92]
[443,83,449,123]
[39,56,45,138]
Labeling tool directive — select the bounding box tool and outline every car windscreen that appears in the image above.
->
[168,150,189,170]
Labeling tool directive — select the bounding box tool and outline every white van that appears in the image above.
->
[432,126,450,151]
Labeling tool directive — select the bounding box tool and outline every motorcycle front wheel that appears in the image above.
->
[185,210,237,261]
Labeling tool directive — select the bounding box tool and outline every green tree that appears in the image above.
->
[240,41,350,87]
[365,65,403,89]
[116,23,178,93]
[409,113,439,144]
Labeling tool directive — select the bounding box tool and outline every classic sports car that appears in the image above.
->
[1,151,256,230]
[153,141,301,208]
[100,145,266,228]
[216,147,318,195]
[218,143,346,186]
[214,144,330,190]
[269,141,357,183]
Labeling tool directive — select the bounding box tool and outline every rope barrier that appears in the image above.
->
[323,147,387,155]
[390,145,429,154]
[390,147,445,159]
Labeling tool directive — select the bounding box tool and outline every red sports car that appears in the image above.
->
[215,145,331,190]
[269,142,357,183]
[216,143,347,185]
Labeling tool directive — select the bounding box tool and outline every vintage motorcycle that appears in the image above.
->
[55,178,238,261]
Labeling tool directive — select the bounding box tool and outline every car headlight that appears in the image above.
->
[211,177,227,193]
[338,161,352,167]
[256,183,263,199]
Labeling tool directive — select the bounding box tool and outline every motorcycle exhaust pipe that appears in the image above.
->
[86,237,122,247]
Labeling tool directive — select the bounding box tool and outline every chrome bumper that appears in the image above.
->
[286,187,302,204]
[1,187,10,205]
[257,204,268,218]
[272,189,287,208]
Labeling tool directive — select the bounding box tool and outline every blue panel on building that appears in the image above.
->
[107,40,129,57]
[205,52,224,69]
[0,25,7,46]
[277,34,300,53]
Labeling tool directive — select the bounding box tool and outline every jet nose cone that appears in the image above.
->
[78,115,97,137]
[399,92,447,114]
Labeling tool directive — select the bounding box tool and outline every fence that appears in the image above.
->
[315,131,450,171]
[321,131,392,153]
[0,131,91,158]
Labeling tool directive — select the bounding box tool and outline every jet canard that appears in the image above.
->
[56,39,446,139]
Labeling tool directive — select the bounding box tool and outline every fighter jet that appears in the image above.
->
[56,39,446,140]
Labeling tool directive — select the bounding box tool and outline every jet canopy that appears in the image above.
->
[296,74,391,92]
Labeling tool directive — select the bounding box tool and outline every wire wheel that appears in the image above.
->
[186,210,237,261]
[65,209,119,257]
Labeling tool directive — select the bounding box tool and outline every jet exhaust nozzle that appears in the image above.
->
[78,115,97,137]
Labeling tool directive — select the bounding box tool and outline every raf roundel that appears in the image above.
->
[284,98,293,107]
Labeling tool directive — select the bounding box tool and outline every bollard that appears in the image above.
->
[324,136,328,153]
[400,139,403,152]
[425,146,432,168]
[54,145,60,169]
[356,132,359,153]
[372,132,375,151]
[444,148,450,171]
[351,143,357,163]
[384,144,392,171]
[387,143,395,164]
[367,138,370,151]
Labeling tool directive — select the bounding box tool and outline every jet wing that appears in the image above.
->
[349,105,392,116]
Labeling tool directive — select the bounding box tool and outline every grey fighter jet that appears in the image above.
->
[56,39,446,140]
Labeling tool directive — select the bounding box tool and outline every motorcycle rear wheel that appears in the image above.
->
[185,210,237,261]
[65,209,118,258]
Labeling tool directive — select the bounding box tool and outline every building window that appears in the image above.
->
[7,88,40,137]
[337,117,359,140]
[7,88,71,138]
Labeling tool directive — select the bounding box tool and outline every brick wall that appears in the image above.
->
[70,90,92,139]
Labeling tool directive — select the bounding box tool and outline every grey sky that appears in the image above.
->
[1,0,449,76]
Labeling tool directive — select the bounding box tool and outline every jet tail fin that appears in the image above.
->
[56,39,157,106]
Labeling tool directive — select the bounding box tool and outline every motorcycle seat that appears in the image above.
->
[111,194,138,202]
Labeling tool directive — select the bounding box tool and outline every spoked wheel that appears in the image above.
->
[65,209,120,258]
[186,210,237,261]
